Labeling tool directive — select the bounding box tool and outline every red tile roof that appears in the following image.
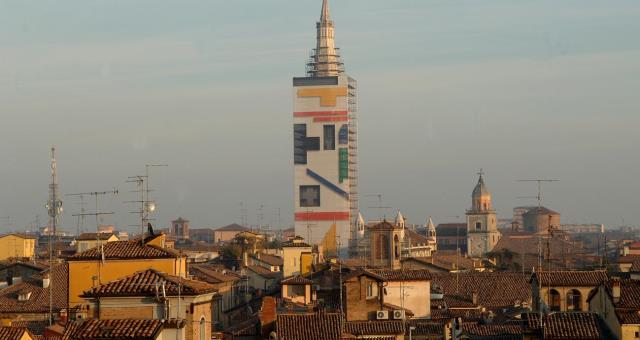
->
[281,275,313,285]
[247,265,280,279]
[630,260,640,273]
[252,253,284,267]
[276,311,343,340]
[532,270,608,287]
[81,268,217,298]
[63,319,163,339]
[404,229,430,245]
[189,264,241,284]
[0,326,34,340]
[431,272,531,309]
[68,240,179,261]
[0,263,68,313]
[524,312,602,340]
[462,323,523,337]
[368,269,432,281]
[344,320,404,336]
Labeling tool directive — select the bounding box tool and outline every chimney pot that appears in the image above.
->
[612,279,621,303]
[42,276,50,289]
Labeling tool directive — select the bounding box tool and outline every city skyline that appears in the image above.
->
[2,0,640,233]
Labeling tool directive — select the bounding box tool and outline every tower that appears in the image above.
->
[293,0,358,257]
[466,171,501,257]
[427,217,436,242]
[369,221,403,269]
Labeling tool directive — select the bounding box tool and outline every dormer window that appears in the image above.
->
[18,292,31,301]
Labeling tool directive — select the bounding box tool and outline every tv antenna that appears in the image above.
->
[144,164,168,222]
[517,178,559,210]
[366,193,391,221]
[67,190,118,234]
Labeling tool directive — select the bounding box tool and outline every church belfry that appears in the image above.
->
[466,170,501,257]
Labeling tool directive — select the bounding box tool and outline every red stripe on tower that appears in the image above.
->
[293,110,348,117]
[295,211,350,221]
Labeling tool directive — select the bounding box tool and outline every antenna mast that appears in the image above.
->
[45,147,63,326]
[366,194,391,221]
[67,190,118,233]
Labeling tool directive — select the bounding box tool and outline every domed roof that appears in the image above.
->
[472,174,491,198]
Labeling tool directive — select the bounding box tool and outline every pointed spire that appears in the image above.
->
[307,0,343,77]
[395,210,405,228]
[427,216,436,239]
[320,0,330,22]
[427,217,435,230]
[358,212,365,227]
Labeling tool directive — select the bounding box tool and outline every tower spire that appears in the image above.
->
[320,0,330,22]
[307,0,343,77]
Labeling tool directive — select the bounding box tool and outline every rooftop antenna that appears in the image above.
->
[125,175,148,245]
[366,194,391,221]
[0,216,13,229]
[517,179,559,212]
[144,164,168,224]
[67,190,118,233]
[45,146,63,326]
[238,202,248,227]
[257,204,268,232]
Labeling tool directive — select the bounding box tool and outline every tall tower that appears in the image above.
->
[293,0,358,257]
[466,171,500,257]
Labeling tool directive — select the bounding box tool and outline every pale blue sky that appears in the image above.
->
[1,0,639,233]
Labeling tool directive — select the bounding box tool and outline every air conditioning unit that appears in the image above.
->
[393,310,405,320]
[376,310,389,320]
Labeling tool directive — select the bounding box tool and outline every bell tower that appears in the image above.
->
[466,170,501,257]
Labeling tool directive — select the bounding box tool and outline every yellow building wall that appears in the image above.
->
[68,257,186,307]
[621,324,640,340]
[0,236,35,260]
[300,253,314,276]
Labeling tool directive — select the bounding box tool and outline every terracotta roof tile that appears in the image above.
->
[407,320,445,336]
[525,312,602,340]
[247,265,280,279]
[63,319,162,339]
[281,276,313,285]
[189,265,241,284]
[605,279,640,310]
[630,260,640,273]
[252,253,284,266]
[344,320,404,336]
[75,232,116,241]
[0,263,68,313]
[368,269,432,281]
[215,223,249,232]
[82,268,217,298]
[533,270,608,287]
[462,323,523,337]
[68,241,179,261]
[0,326,34,340]
[10,320,48,336]
[276,311,342,340]
[404,229,430,245]
[432,272,531,309]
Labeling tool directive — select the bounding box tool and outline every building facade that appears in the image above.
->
[293,0,358,256]
[466,173,501,257]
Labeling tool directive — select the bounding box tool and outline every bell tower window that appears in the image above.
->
[475,222,482,230]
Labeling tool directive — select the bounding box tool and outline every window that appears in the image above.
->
[394,235,400,258]
[567,289,582,311]
[200,317,206,340]
[338,124,348,145]
[300,185,320,207]
[324,125,335,150]
[549,289,561,312]
[294,124,307,164]
[366,282,378,299]
[475,222,482,230]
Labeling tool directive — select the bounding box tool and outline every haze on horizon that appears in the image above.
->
[1,0,639,234]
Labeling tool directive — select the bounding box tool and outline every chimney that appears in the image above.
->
[612,279,621,303]
[472,291,478,305]
[59,309,68,325]
[42,275,50,289]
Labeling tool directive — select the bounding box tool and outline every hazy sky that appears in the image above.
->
[1,0,639,234]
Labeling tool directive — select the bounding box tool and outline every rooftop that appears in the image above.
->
[368,269,432,281]
[215,223,249,232]
[63,319,163,339]
[281,276,313,285]
[0,327,33,340]
[82,268,217,298]
[75,232,116,241]
[0,263,68,313]
[189,264,241,284]
[252,253,284,267]
[524,312,602,340]
[276,311,342,340]
[532,270,608,287]
[68,240,179,261]
[431,272,531,309]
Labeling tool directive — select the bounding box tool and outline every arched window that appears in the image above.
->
[567,289,582,311]
[200,317,206,340]
[549,289,561,312]
[394,235,400,258]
